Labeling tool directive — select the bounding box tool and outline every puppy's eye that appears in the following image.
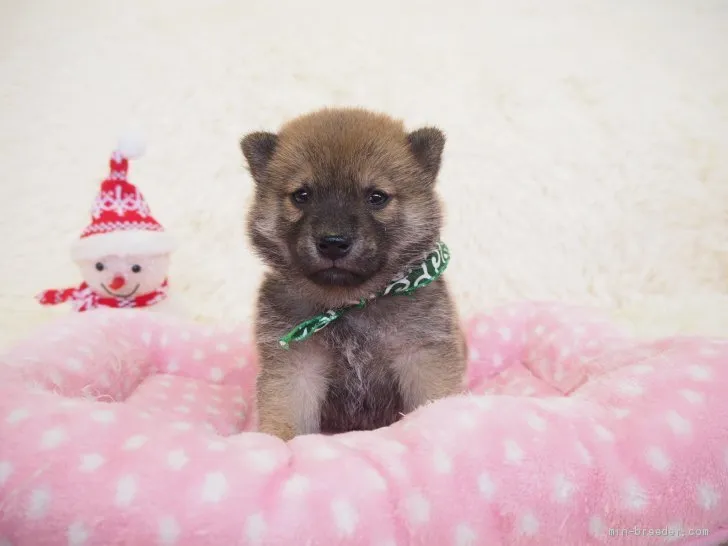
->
[291,188,310,205]
[367,190,389,207]
[131,264,142,273]
[95,262,105,272]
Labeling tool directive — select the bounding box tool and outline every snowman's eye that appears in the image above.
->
[131,264,142,274]
[95,262,105,272]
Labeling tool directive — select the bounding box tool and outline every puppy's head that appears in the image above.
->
[241,108,445,306]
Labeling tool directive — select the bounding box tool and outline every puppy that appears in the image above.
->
[240,108,466,441]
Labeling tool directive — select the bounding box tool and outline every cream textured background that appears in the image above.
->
[1,0,727,349]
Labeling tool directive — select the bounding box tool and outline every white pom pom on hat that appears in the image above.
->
[116,128,147,159]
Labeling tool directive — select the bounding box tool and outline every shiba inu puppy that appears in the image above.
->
[241,108,466,440]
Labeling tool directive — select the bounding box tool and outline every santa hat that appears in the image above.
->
[70,132,176,262]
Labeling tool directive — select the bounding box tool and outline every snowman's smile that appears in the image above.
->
[101,284,140,299]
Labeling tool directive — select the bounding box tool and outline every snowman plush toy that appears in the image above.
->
[36,134,177,313]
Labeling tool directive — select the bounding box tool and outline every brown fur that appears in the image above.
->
[240,107,467,441]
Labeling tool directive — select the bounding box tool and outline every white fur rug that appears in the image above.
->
[1,0,727,349]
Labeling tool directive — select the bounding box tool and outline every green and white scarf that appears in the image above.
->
[279,241,451,349]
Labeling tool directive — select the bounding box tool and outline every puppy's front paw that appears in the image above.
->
[258,417,297,442]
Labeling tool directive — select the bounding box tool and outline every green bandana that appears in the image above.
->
[279,241,451,349]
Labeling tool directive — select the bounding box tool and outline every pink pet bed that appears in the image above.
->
[0,303,727,545]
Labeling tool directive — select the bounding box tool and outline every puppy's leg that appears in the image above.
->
[256,346,331,441]
[391,344,466,413]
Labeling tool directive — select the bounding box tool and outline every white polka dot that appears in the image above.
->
[664,522,686,543]
[477,472,496,500]
[171,421,192,431]
[679,389,705,404]
[455,523,476,546]
[245,513,266,544]
[209,367,223,382]
[202,472,228,503]
[65,358,83,371]
[666,410,692,436]
[473,396,494,411]
[78,345,93,355]
[167,449,189,470]
[234,356,248,368]
[504,439,524,463]
[520,386,536,396]
[5,408,30,425]
[623,478,648,510]
[558,346,571,360]
[156,393,168,401]
[90,410,115,424]
[115,475,137,507]
[405,492,430,525]
[79,453,104,472]
[594,424,615,442]
[193,349,205,361]
[646,446,671,472]
[141,331,152,345]
[612,408,631,419]
[282,474,310,497]
[363,468,387,491]
[167,359,179,372]
[526,413,546,431]
[159,379,171,388]
[123,435,147,450]
[211,394,223,403]
[457,412,477,429]
[27,487,51,519]
[534,324,546,336]
[67,521,89,546]
[588,515,604,538]
[159,333,169,347]
[433,448,452,473]
[697,483,720,510]
[182,393,196,402]
[468,348,480,361]
[179,331,191,341]
[247,450,279,473]
[631,364,654,375]
[216,343,229,353]
[206,406,221,415]
[498,327,512,341]
[158,516,180,545]
[174,406,190,414]
[618,380,643,397]
[519,512,539,536]
[40,427,67,449]
[553,473,575,502]
[208,441,226,451]
[491,353,503,368]
[0,461,13,486]
[331,499,358,536]
[312,444,340,461]
[475,321,490,335]
[687,365,711,381]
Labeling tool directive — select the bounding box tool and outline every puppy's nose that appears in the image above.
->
[317,235,352,260]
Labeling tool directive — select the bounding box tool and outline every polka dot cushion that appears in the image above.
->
[1,303,727,545]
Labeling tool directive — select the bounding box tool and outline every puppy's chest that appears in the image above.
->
[318,314,403,434]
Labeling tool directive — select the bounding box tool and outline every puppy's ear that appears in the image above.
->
[407,127,445,181]
[240,131,278,182]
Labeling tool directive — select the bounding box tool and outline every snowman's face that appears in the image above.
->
[77,254,170,298]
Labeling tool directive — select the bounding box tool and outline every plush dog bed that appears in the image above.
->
[0,303,727,545]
